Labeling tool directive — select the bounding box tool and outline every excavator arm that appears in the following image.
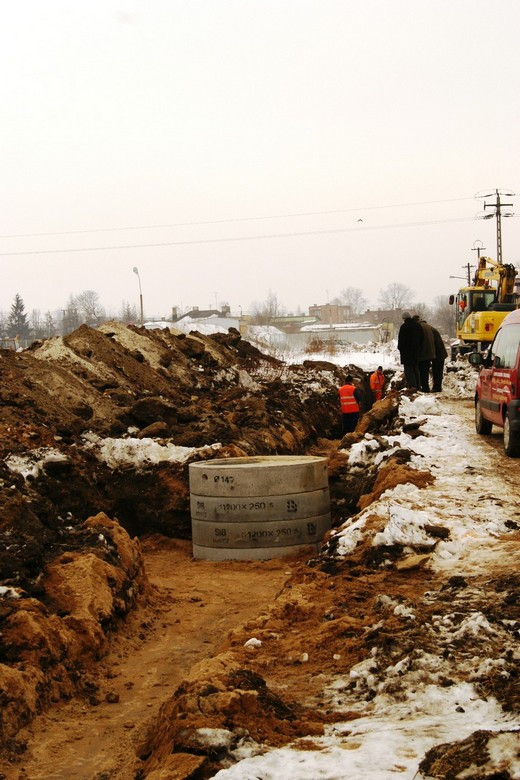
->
[473,256,517,303]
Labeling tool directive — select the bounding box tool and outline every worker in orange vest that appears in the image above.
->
[338,374,361,434]
[369,366,385,402]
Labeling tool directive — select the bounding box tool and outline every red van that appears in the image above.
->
[470,307,520,456]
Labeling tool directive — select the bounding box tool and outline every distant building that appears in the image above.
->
[300,321,382,345]
[361,308,403,342]
[271,315,318,334]
[0,336,20,350]
[308,303,353,324]
[362,308,403,326]
[171,304,232,322]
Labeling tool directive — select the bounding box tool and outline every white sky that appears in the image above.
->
[2,0,520,319]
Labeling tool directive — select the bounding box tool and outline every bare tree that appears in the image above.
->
[30,309,47,339]
[430,295,456,337]
[378,283,414,310]
[62,295,80,335]
[251,290,286,325]
[411,302,432,321]
[74,290,105,325]
[75,290,105,325]
[335,287,368,318]
[119,300,138,324]
[44,311,57,337]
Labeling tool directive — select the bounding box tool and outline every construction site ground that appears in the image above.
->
[4,538,294,779]
[0,325,519,779]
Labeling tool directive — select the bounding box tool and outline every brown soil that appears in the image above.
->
[1,535,438,780]
[1,538,294,779]
[1,326,518,779]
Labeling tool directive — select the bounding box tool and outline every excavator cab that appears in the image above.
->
[450,257,518,357]
[454,288,497,331]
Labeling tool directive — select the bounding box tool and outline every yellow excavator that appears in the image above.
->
[449,255,518,359]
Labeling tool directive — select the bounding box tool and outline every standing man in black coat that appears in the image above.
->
[431,326,448,392]
[414,315,436,393]
[397,311,423,390]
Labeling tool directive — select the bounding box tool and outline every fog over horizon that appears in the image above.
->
[2,1,520,318]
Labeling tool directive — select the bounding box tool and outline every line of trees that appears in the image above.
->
[0,291,140,342]
[1,282,456,344]
[250,284,455,336]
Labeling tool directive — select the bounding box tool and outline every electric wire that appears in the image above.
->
[0,196,476,239]
[0,216,481,257]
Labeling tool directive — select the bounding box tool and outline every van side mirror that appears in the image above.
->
[449,295,455,305]
[468,352,482,366]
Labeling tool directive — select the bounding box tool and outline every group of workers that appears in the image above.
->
[338,366,385,434]
[338,313,448,435]
[397,311,447,393]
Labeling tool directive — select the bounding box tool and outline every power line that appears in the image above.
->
[0,196,476,239]
[0,215,480,257]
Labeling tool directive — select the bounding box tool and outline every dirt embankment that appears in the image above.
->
[1,323,348,593]
[0,324,402,759]
[7,323,488,780]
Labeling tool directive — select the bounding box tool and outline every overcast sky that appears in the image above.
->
[2,0,520,320]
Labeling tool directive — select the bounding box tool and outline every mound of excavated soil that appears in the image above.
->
[1,324,348,586]
[0,512,147,747]
[0,323,413,762]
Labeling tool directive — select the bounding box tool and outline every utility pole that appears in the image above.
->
[477,189,515,265]
[462,262,474,285]
[464,239,486,285]
[133,267,144,326]
[471,239,485,260]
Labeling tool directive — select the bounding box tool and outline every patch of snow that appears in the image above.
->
[244,638,262,648]
[82,433,221,469]
[400,394,442,416]
[5,448,68,480]
[214,682,516,779]
[372,504,437,548]
[190,728,237,750]
[0,586,22,599]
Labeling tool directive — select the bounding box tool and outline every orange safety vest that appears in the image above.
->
[339,384,360,414]
[370,371,385,394]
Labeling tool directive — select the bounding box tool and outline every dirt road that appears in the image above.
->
[1,539,293,780]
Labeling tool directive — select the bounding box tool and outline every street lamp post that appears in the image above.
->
[133,267,144,326]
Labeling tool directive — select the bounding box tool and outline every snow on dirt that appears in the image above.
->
[5,447,69,480]
[82,433,222,469]
[206,392,520,780]
[2,325,519,780]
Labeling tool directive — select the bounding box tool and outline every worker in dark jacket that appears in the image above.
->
[414,315,436,392]
[431,327,448,392]
[397,311,423,390]
[338,374,362,434]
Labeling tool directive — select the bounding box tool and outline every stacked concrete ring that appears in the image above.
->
[189,455,331,561]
